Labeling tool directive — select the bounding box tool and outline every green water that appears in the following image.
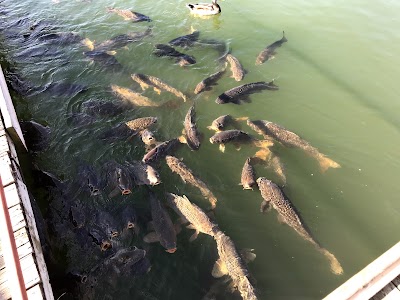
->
[1,0,400,299]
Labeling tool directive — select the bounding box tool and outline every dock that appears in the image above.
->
[0,65,54,300]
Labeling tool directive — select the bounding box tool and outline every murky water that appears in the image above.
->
[1,0,400,299]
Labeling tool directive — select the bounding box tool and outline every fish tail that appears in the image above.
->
[252,148,271,163]
[253,139,274,149]
[82,38,95,51]
[317,155,341,172]
[234,116,249,122]
[320,248,343,275]
[282,31,288,42]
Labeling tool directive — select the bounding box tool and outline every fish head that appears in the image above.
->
[146,166,161,185]
[209,136,217,144]
[165,247,177,254]
[141,129,156,145]
[115,167,132,195]
[256,177,272,187]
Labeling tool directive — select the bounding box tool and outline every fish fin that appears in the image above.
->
[253,148,272,162]
[190,25,196,34]
[178,135,187,144]
[277,214,286,224]
[317,155,341,172]
[212,258,228,278]
[320,248,343,275]
[153,87,162,94]
[106,50,117,56]
[253,139,274,149]
[139,82,149,91]
[186,224,196,230]
[233,142,241,151]
[240,248,257,263]
[219,144,226,153]
[174,223,182,234]
[260,200,271,213]
[108,188,120,198]
[234,116,249,122]
[189,229,200,242]
[143,232,159,243]
[82,38,95,51]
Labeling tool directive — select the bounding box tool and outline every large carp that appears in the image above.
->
[256,31,287,65]
[153,44,196,66]
[209,129,270,153]
[256,177,343,275]
[131,73,188,101]
[207,115,249,132]
[212,231,258,300]
[142,139,180,164]
[106,7,151,22]
[84,51,122,71]
[166,193,219,241]
[111,85,161,107]
[182,105,201,150]
[240,158,256,190]
[143,191,177,253]
[126,160,161,186]
[194,64,227,94]
[105,161,133,197]
[169,31,200,48]
[94,28,152,52]
[215,81,278,104]
[125,116,157,131]
[247,119,340,172]
[226,54,245,81]
[165,155,218,209]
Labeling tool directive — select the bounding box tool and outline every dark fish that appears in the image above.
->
[144,191,177,253]
[69,201,87,228]
[209,129,254,152]
[37,31,83,45]
[97,123,137,142]
[120,204,139,234]
[240,158,256,190]
[169,31,200,48]
[31,81,88,97]
[153,44,196,66]
[256,177,343,275]
[107,7,151,22]
[215,81,278,104]
[20,120,51,152]
[207,114,232,132]
[247,120,340,172]
[142,139,180,164]
[5,71,33,95]
[194,65,226,94]
[81,99,126,117]
[83,51,122,71]
[76,162,103,196]
[105,161,133,197]
[226,54,245,81]
[183,105,201,150]
[66,112,96,127]
[126,160,161,186]
[256,31,287,65]
[94,28,152,52]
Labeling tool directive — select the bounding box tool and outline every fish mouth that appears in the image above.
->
[209,138,215,144]
[100,241,112,251]
[90,189,100,196]
[165,248,177,254]
[111,231,119,238]
[127,222,135,229]
[121,189,132,195]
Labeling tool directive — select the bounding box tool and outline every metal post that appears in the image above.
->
[0,175,28,300]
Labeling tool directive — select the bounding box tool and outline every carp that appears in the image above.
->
[226,54,245,81]
[247,119,340,172]
[143,191,177,253]
[104,161,133,197]
[126,160,161,186]
[215,81,278,104]
[194,64,227,94]
[207,115,248,132]
[166,193,219,241]
[256,31,287,65]
[256,177,343,275]
[106,7,151,22]
[240,158,256,190]
[94,28,152,52]
[169,31,200,48]
[165,155,218,209]
[142,139,180,164]
[153,44,196,66]
[83,51,122,71]
[125,116,157,131]
[111,85,161,107]
[181,105,201,150]
[131,73,188,101]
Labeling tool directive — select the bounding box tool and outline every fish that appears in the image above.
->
[240,158,256,190]
[105,161,133,197]
[256,177,343,275]
[131,73,188,101]
[84,51,122,71]
[143,191,177,253]
[194,64,227,94]
[212,231,258,300]
[181,105,201,150]
[106,7,151,22]
[209,130,252,152]
[93,28,152,52]
[76,162,103,196]
[125,116,157,131]
[37,31,84,45]
[207,115,248,132]
[256,31,287,65]
[20,120,51,152]
[111,85,161,107]
[247,119,340,172]
[140,129,157,148]
[126,160,161,186]
[165,155,218,209]
[153,44,196,66]
[142,139,180,164]
[120,204,140,235]
[166,193,220,241]
[215,81,278,104]
[31,81,88,97]
[226,54,245,81]
[81,99,126,117]
[169,31,200,48]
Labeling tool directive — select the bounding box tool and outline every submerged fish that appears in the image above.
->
[94,28,152,52]
[120,204,139,234]
[140,129,157,148]
[131,73,188,101]
[111,85,161,107]
[207,115,248,132]
[194,65,227,94]
[153,44,196,66]
[37,31,84,45]
[106,7,151,22]
[212,231,258,300]
[97,123,137,143]
[182,105,201,150]
[169,31,200,48]
[166,193,219,241]
[215,81,278,104]
[76,162,103,196]
[143,191,177,253]
[81,99,125,117]
[165,155,217,209]
[256,31,287,65]
[84,51,122,71]
[126,160,161,186]
[247,119,340,172]
[105,161,133,197]
[240,158,256,190]
[226,54,245,81]
[209,129,252,152]
[125,116,158,131]
[142,139,180,164]
[256,177,343,275]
